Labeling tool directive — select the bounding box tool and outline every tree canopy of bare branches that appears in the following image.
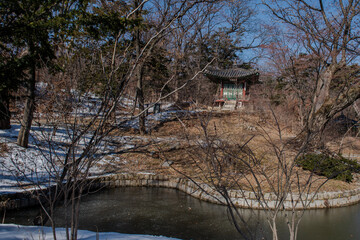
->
[263,0,360,143]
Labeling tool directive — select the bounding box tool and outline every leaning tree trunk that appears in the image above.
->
[304,64,360,147]
[303,65,336,144]
[17,63,36,148]
[0,90,11,129]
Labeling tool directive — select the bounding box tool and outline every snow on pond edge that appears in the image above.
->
[0,224,180,240]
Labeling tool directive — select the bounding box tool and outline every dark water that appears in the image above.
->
[4,187,360,240]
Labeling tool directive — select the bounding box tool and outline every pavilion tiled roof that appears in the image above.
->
[204,67,259,82]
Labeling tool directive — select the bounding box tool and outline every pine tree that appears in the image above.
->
[0,0,87,146]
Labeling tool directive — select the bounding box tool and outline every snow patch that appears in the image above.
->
[0,224,180,240]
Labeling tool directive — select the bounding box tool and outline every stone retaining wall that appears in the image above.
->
[2,173,360,210]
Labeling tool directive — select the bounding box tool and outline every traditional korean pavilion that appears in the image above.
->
[204,67,259,109]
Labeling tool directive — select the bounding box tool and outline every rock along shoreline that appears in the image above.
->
[1,173,360,210]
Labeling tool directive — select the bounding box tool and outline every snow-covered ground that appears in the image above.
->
[122,110,194,130]
[0,87,193,239]
[0,89,196,195]
[0,111,191,194]
[0,124,108,194]
[0,224,179,240]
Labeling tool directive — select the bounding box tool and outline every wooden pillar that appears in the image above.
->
[220,81,224,99]
[243,82,246,100]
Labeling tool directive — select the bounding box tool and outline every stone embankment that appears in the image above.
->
[2,173,360,210]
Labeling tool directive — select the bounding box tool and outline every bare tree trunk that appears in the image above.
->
[70,183,76,240]
[174,58,179,102]
[271,217,278,240]
[305,64,360,146]
[17,63,36,148]
[354,100,360,117]
[288,214,296,240]
[307,65,336,128]
[0,90,11,129]
[312,66,335,113]
[135,0,146,135]
[137,67,146,134]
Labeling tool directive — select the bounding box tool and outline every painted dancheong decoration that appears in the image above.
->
[204,66,259,110]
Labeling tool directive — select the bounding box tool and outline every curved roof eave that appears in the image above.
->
[204,68,259,83]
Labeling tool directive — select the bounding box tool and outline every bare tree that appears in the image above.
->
[170,0,261,104]
[160,108,356,240]
[130,0,221,134]
[263,0,360,144]
[161,2,360,234]
[2,1,220,240]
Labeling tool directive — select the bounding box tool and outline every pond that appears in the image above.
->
[4,187,360,240]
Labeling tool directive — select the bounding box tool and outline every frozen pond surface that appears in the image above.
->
[5,187,360,240]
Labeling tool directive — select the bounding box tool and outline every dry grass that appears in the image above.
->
[99,111,360,193]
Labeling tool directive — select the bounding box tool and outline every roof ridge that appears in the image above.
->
[204,67,258,80]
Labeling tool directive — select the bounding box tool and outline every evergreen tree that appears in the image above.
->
[0,0,87,146]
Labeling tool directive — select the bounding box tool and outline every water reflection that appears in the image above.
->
[4,187,360,240]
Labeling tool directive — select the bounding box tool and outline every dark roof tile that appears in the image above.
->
[204,68,258,79]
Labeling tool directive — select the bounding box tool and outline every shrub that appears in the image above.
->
[297,153,360,183]
[0,143,9,157]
